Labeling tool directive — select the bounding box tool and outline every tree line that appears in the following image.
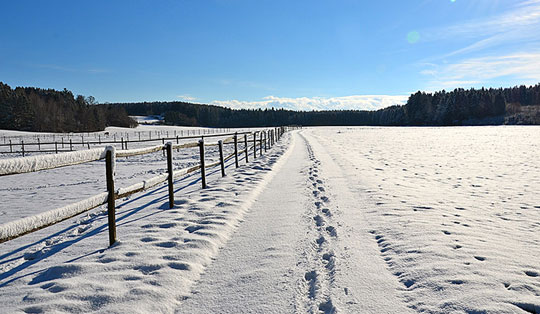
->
[0,82,137,132]
[2,82,539,132]
[116,83,540,127]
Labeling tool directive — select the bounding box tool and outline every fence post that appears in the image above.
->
[62,137,64,148]
[38,138,41,151]
[99,134,102,144]
[253,132,257,159]
[121,138,124,150]
[162,138,165,156]
[218,140,225,177]
[264,131,267,152]
[55,142,58,154]
[9,140,12,153]
[70,139,73,151]
[81,135,84,147]
[21,141,25,157]
[259,132,263,155]
[199,139,207,189]
[105,147,116,246]
[234,132,239,168]
[166,142,174,209]
[244,134,249,163]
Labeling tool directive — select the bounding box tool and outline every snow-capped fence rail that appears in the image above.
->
[0,127,292,246]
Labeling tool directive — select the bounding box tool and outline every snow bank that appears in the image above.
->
[0,148,107,176]
[0,192,108,242]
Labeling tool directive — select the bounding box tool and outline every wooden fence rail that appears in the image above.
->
[0,126,296,246]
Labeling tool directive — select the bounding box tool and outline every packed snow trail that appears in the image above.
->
[176,130,412,313]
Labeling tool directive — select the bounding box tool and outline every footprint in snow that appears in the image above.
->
[313,215,324,227]
[524,270,539,277]
[168,262,190,271]
[450,279,464,285]
[133,264,162,275]
[185,225,205,233]
[326,226,337,237]
[154,241,178,248]
[158,223,177,229]
[140,237,158,243]
[41,283,67,293]
[319,299,336,314]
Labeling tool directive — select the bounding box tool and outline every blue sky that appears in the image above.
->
[1,0,539,110]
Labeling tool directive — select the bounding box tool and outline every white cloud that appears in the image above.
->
[422,52,540,90]
[424,0,540,50]
[418,1,540,90]
[176,94,196,102]
[210,95,408,111]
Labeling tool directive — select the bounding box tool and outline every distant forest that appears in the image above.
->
[2,82,539,132]
[0,82,137,132]
[117,84,540,127]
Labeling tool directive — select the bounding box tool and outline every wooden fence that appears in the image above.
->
[0,128,257,156]
[0,126,291,246]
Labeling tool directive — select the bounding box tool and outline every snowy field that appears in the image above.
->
[1,126,539,313]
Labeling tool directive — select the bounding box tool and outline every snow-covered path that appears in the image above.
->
[176,132,305,313]
[177,130,412,313]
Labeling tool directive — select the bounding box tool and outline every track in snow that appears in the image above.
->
[299,134,339,314]
[176,130,411,313]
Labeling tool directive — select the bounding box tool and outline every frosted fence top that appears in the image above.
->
[0,148,107,176]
